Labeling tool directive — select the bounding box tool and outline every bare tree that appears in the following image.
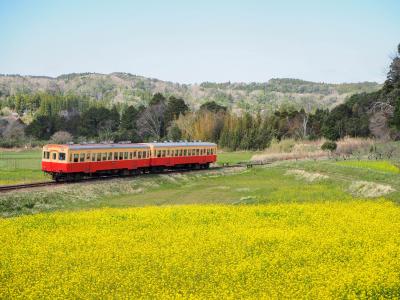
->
[50,131,73,144]
[368,102,394,140]
[137,103,166,140]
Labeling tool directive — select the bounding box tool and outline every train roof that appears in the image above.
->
[44,141,216,151]
[146,142,217,148]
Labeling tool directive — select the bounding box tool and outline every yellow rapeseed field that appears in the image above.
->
[1,202,400,299]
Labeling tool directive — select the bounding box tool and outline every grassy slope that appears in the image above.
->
[1,158,399,217]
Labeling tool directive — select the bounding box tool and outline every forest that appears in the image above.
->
[0,44,399,150]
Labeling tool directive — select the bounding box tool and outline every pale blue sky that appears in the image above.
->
[0,0,399,83]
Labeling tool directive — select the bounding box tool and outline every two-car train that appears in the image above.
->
[42,141,217,181]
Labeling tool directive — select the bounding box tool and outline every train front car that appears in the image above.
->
[147,141,217,170]
[42,144,70,181]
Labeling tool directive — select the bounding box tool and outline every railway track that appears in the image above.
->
[0,161,270,193]
[0,181,59,192]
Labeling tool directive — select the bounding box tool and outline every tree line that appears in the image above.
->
[1,43,399,149]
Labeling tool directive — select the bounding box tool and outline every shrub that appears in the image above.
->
[321,141,337,152]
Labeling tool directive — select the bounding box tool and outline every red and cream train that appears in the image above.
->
[42,142,217,181]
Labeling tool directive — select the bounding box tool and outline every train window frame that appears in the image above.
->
[59,152,66,161]
[73,154,79,163]
[80,153,85,162]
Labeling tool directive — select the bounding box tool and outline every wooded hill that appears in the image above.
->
[0,74,380,111]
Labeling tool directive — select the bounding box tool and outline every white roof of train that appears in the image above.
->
[56,141,216,151]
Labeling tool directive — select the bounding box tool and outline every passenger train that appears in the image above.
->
[42,141,217,181]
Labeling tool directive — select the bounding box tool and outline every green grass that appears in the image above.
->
[0,150,47,185]
[336,160,400,173]
[1,157,399,217]
[217,151,259,164]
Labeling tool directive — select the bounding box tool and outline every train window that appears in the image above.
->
[183,149,187,156]
[70,154,72,162]
[113,152,117,160]
[102,153,107,161]
[157,150,161,158]
[91,153,95,162]
[124,152,128,159]
[73,154,79,163]
[174,150,178,156]
[51,153,56,160]
[59,153,66,161]
[44,151,50,159]
[119,152,123,160]
[166,150,170,156]
[86,153,91,160]
[132,151,136,158]
[144,151,148,158]
[138,151,142,159]
[80,153,85,162]
[179,149,182,156]
[162,150,166,157]
[95,153,100,162]
[196,149,199,155]
[129,152,132,159]
[108,152,113,160]
[207,149,210,155]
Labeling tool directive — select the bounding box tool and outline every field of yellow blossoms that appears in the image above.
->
[1,201,400,298]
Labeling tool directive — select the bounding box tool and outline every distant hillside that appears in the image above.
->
[0,73,381,111]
